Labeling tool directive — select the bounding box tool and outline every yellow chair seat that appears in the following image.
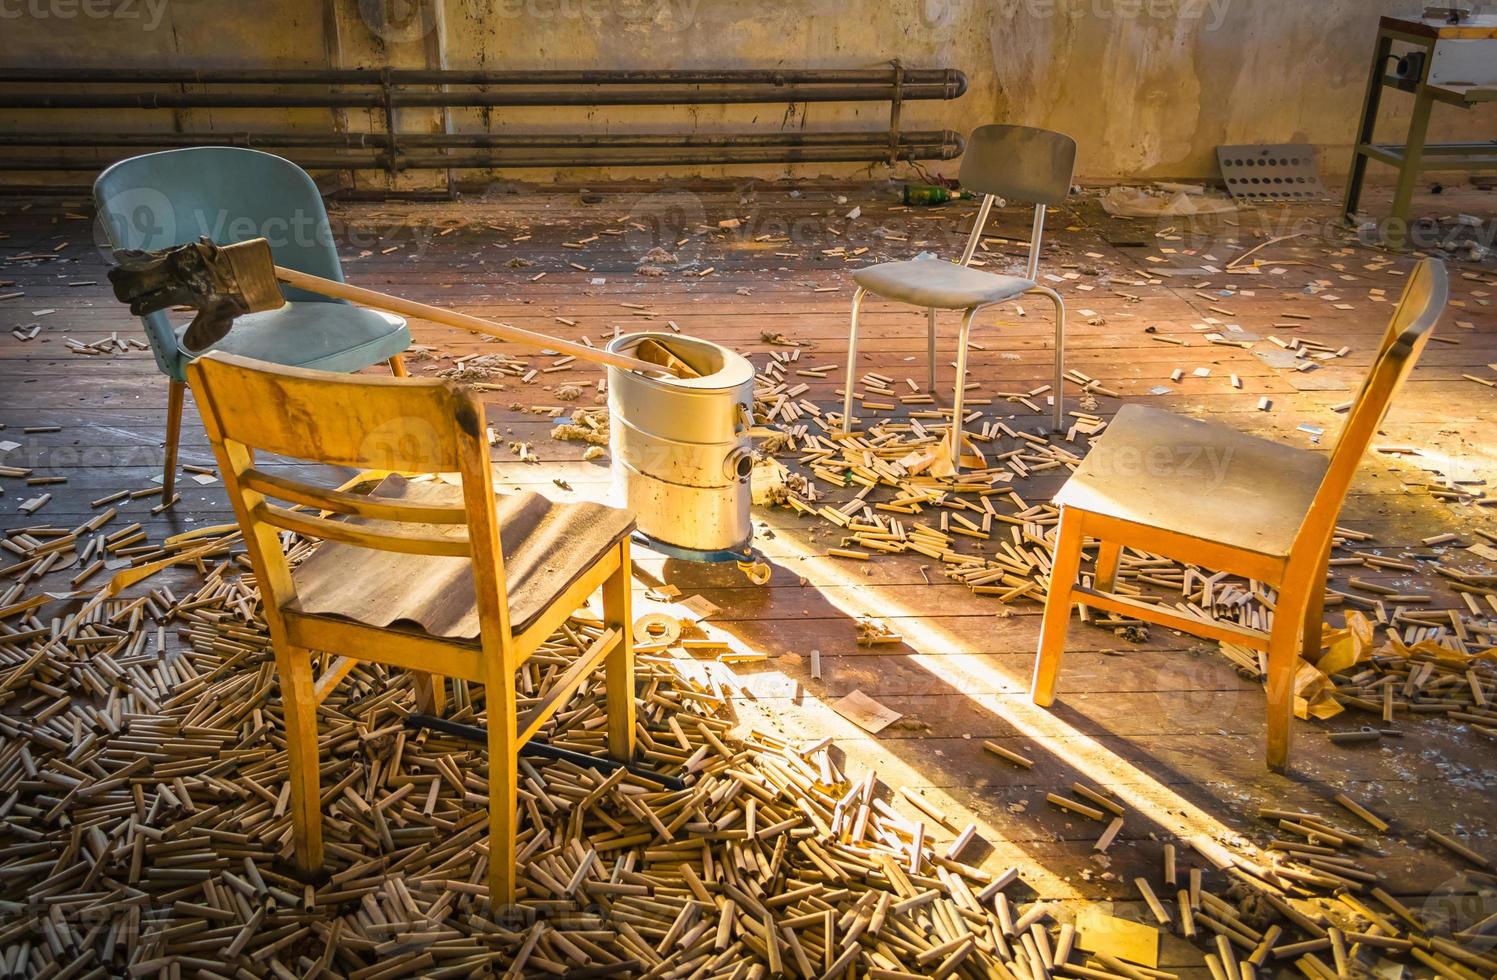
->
[289,474,635,638]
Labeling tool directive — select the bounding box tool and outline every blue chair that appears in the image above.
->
[94,147,411,498]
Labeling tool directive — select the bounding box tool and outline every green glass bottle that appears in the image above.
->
[901,184,971,206]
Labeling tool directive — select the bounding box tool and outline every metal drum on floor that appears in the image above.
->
[606,332,756,562]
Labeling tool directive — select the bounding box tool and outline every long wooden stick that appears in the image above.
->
[274,265,670,376]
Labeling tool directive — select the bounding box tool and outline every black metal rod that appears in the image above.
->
[0,67,966,91]
[1,84,961,110]
[0,144,962,172]
[403,713,687,792]
[0,65,966,174]
[0,129,960,150]
[391,145,961,168]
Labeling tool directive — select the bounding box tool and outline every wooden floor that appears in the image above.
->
[2,180,1495,960]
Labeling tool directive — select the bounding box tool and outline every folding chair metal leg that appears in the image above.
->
[926,307,937,393]
[1032,508,1084,706]
[841,287,867,433]
[1029,285,1066,430]
[947,305,980,473]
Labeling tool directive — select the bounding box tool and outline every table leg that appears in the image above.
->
[1341,31,1395,226]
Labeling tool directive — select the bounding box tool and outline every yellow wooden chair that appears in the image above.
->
[187,351,637,906]
[1030,258,1447,772]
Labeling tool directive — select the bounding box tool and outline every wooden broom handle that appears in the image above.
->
[273,265,666,376]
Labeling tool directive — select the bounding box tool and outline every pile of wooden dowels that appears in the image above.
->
[4,529,1497,979]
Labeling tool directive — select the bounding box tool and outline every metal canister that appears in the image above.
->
[606,332,755,557]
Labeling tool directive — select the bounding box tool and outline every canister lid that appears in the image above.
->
[607,332,754,391]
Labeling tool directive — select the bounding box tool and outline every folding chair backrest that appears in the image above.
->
[959,125,1077,206]
[94,147,349,379]
[187,352,512,639]
[1297,258,1447,557]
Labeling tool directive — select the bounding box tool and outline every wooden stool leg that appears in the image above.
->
[1031,508,1085,707]
[277,645,324,876]
[163,379,186,500]
[388,354,409,377]
[840,287,867,433]
[603,540,637,761]
[1265,582,1311,774]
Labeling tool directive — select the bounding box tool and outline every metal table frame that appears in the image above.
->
[1341,15,1497,245]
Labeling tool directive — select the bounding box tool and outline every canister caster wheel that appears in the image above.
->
[737,560,771,586]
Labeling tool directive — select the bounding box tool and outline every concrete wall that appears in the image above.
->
[2,0,1493,185]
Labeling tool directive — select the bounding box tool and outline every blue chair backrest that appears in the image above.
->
[94,147,348,379]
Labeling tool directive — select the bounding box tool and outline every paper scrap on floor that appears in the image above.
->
[832,690,903,733]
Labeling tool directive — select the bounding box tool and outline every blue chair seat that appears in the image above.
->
[172,304,409,377]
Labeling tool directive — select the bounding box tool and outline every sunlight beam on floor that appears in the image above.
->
[769,534,1260,870]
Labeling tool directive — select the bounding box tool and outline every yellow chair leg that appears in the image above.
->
[603,540,637,761]
[487,675,518,910]
[1300,538,1333,661]
[388,354,409,377]
[412,673,447,715]
[1265,582,1310,774]
[1094,540,1122,592]
[277,645,324,877]
[1031,509,1084,707]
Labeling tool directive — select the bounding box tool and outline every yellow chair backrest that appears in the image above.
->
[187,351,513,639]
[1297,257,1447,558]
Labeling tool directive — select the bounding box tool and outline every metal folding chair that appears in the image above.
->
[841,124,1077,467]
